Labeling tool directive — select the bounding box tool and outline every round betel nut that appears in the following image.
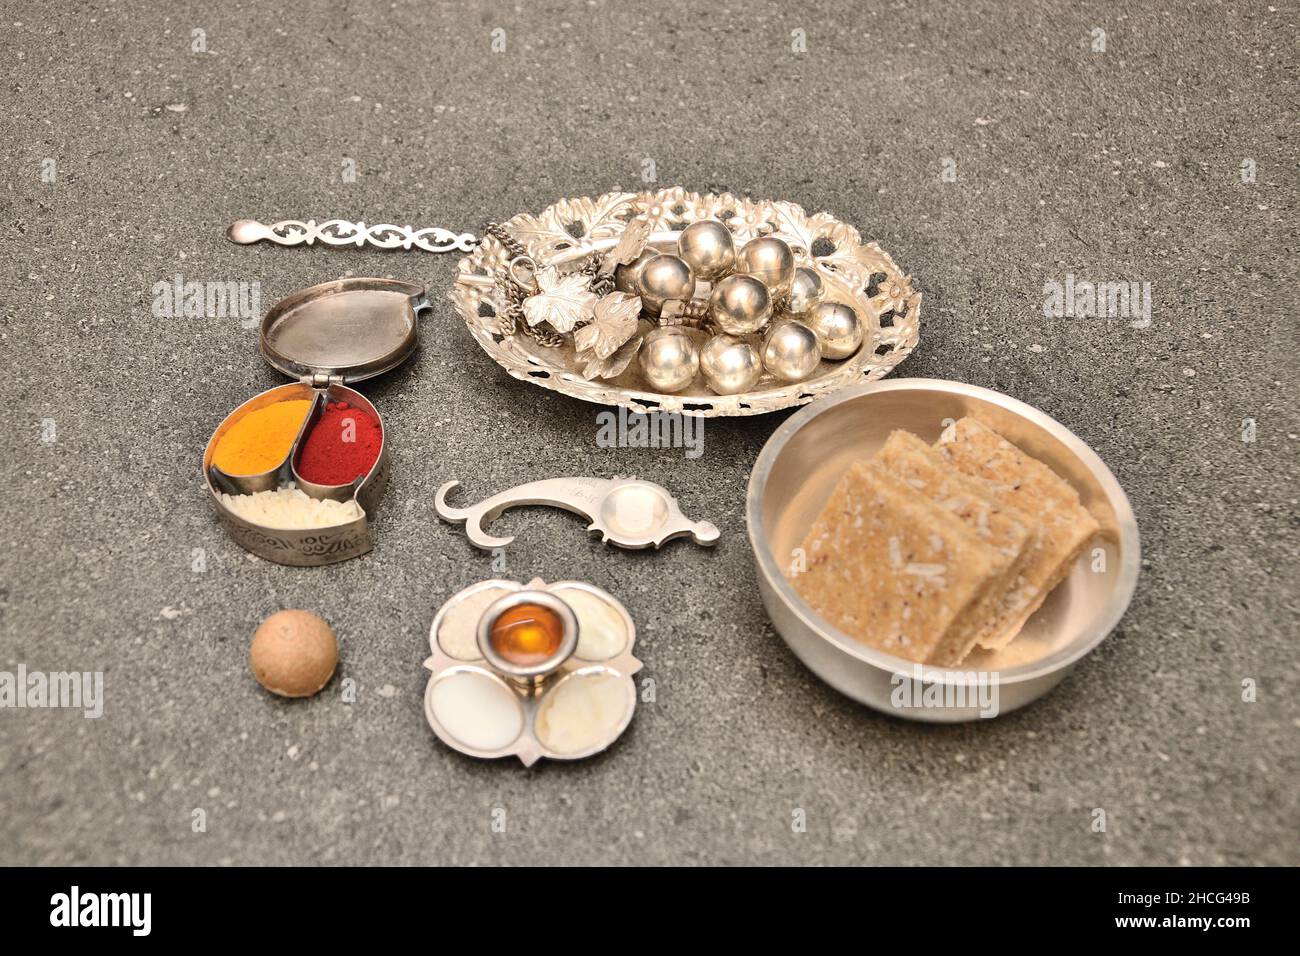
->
[250,609,339,698]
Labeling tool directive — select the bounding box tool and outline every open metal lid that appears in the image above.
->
[259,278,428,383]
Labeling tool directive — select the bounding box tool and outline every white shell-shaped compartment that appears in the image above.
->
[450,188,921,417]
[431,580,516,660]
[550,582,632,661]
[424,666,526,758]
[424,578,641,765]
[533,666,636,758]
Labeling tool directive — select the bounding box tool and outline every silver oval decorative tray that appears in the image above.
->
[450,188,921,417]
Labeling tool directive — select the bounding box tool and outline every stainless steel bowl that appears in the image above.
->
[746,379,1140,721]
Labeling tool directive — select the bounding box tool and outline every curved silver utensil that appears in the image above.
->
[435,477,720,551]
[227,218,478,253]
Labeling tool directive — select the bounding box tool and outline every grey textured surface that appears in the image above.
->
[1,0,1297,866]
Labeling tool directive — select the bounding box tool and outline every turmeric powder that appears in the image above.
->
[213,399,312,475]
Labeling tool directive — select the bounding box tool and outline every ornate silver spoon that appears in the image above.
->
[227,217,478,254]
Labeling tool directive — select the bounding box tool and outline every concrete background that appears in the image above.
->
[1,0,1296,865]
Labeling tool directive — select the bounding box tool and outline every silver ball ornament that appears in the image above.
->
[806,301,863,360]
[708,274,773,335]
[699,334,763,395]
[676,220,736,281]
[787,267,825,316]
[737,237,795,297]
[762,320,821,382]
[637,254,696,316]
[613,247,658,295]
[638,326,700,393]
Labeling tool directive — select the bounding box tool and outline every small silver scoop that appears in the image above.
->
[435,476,720,551]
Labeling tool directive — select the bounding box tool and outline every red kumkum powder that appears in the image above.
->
[297,401,382,486]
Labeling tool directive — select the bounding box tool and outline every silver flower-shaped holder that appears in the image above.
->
[425,578,643,766]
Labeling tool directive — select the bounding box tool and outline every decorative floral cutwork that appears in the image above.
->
[451,189,920,417]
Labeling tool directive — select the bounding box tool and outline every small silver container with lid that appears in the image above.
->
[202,278,428,566]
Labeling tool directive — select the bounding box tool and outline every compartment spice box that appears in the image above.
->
[202,278,429,566]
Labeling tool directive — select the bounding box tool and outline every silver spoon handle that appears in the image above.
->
[227,217,478,253]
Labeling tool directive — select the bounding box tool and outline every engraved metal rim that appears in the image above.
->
[745,378,1141,684]
[450,189,921,417]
